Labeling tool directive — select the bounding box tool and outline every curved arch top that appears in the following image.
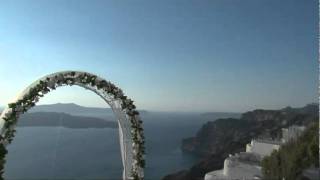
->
[0,71,145,180]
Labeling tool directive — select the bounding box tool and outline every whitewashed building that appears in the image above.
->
[205,152,263,180]
[204,125,306,180]
[281,125,306,143]
[246,139,281,157]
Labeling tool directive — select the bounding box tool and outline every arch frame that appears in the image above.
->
[0,71,145,180]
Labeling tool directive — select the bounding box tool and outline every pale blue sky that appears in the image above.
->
[0,0,317,112]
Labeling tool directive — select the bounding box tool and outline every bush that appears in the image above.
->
[261,122,319,179]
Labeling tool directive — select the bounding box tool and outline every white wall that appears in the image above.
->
[223,157,262,179]
[282,126,306,143]
[246,140,280,157]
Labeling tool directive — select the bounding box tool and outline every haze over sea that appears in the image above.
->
[3,107,239,180]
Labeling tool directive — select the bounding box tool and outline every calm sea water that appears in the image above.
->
[4,113,214,180]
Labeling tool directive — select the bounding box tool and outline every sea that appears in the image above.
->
[3,112,238,180]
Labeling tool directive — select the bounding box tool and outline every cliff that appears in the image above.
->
[163,104,318,180]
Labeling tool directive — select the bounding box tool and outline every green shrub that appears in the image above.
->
[261,122,319,180]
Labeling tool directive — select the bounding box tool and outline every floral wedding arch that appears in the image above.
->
[0,71,145,180]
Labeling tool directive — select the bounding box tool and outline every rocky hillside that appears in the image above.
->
[163,103,318,180]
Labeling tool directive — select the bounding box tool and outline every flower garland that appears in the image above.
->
[0,71,145,180]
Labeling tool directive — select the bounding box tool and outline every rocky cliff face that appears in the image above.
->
[181,118,252,157]
[163,104,318,180]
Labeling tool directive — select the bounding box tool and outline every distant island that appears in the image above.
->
[0,103,148,129]
[29,103,147,117]
[0,103,132,129]
[163,103,318,180]
[18,112,118,129]
[1,103,114,115]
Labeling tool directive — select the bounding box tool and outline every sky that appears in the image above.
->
[0,0,318,112]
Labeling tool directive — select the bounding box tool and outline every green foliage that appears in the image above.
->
[261,122,319,180]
